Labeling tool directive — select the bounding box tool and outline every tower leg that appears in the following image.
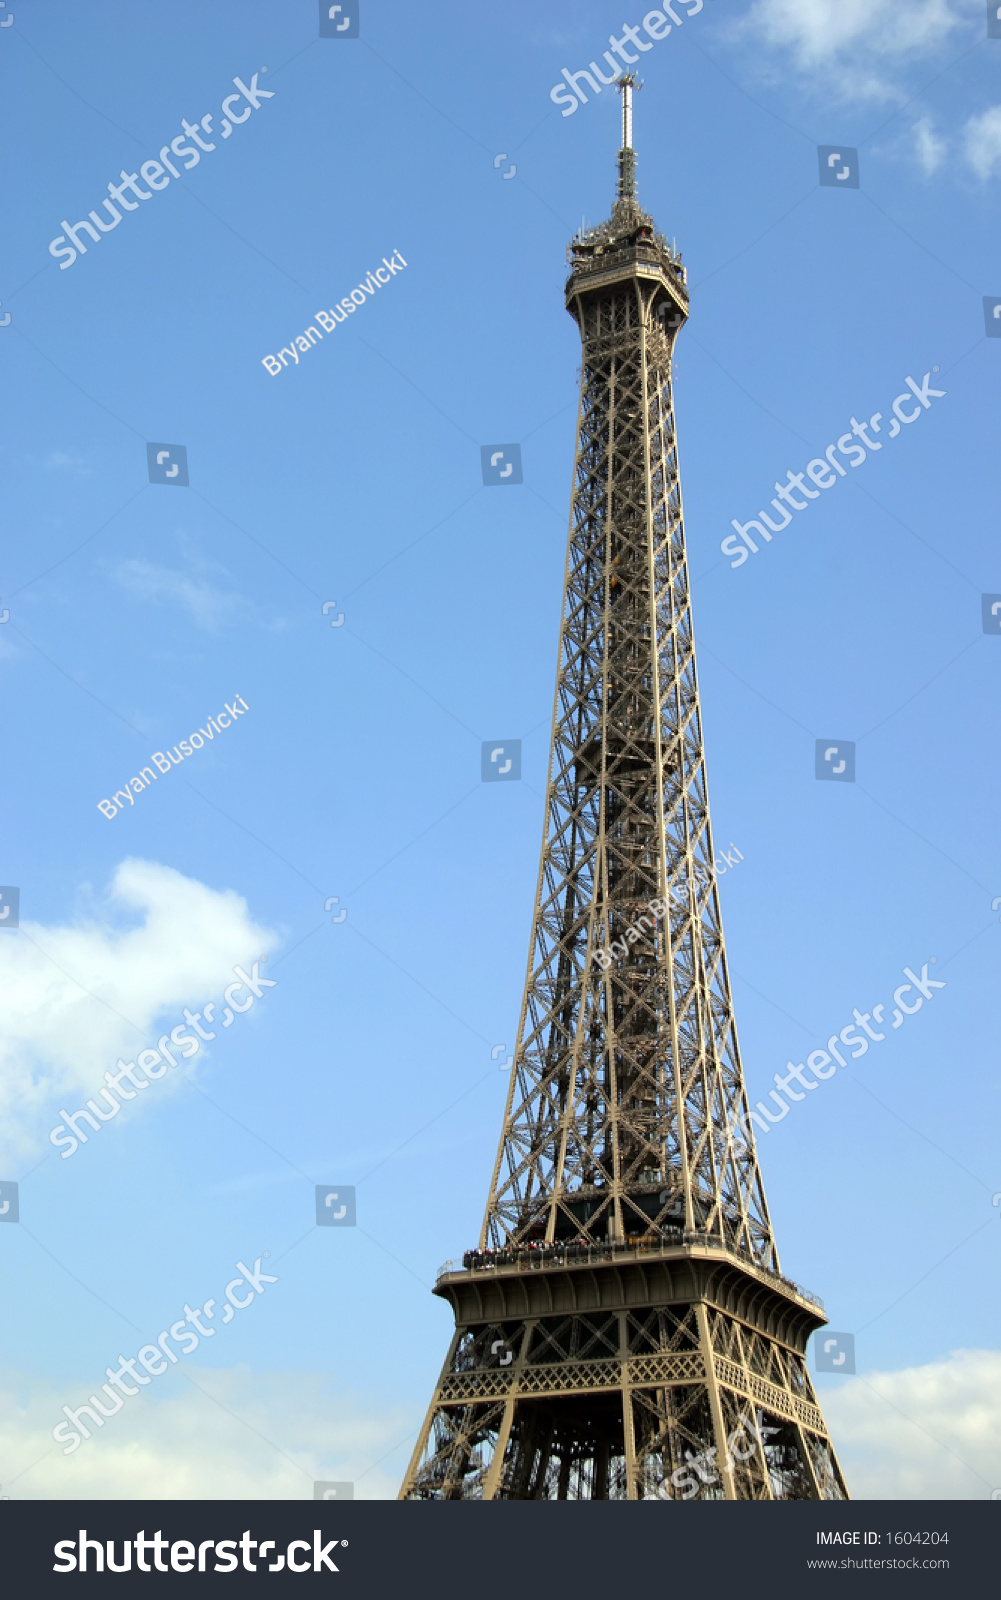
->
[481,1400,516,1501]
[697,1303,737,1501]
[796,1421,824,1500]
[397,1397,441,1501]
[397,1331,460,1500]
[620,1311,639,1500]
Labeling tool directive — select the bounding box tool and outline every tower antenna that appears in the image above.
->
[615,73,642,200]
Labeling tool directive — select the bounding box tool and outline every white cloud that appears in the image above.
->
[963,105,1001,179]
[0,1369,410,1500]
[112,557,249,632]
[824,1349,1001,1498]
[739,0,964,99]
[42,451,93,476]
[0,860,276,1166]
[745,0,962,64]
[913,117,948,175]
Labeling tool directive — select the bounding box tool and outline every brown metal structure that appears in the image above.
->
[400,82,847,1502]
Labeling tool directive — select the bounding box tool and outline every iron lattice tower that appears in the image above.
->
[400,83,847,1502]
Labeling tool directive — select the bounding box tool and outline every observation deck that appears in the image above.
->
[434,1233,826,1353]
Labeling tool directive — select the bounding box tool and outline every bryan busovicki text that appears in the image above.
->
[96,696,249,818]
[260,251,408,375]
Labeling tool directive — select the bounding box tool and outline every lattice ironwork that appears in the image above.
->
[400,79,846,1503]
[480,106,771,1274]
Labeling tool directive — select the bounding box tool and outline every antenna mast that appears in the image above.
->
[615,73,642,201]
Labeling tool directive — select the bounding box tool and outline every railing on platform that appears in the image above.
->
[435,1233,824,1312]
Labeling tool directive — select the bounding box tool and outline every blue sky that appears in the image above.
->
[1,0,999,1500]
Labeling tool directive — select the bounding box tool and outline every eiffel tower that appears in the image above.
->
[400,80,847,1502]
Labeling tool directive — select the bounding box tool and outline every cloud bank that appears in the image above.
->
[0,859,276,1167]
[824,1348,1001,1499]
[1,1369,410,1501]
[744,0,962,89]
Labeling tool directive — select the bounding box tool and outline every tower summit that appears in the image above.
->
[400,88,847,1502]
